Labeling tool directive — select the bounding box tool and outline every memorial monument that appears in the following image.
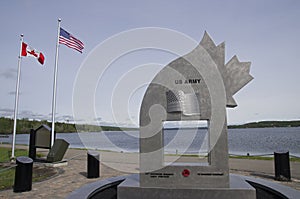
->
[67,32,300,199]
[118,32,255,198]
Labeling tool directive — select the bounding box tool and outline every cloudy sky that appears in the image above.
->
[0,1,299,127]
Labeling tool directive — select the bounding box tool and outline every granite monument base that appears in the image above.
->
[118,174,256,199]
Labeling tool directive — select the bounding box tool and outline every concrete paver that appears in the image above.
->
[1,146,299,198]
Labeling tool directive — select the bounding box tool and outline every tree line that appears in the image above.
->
[229,120,300,129]
[1,117,299,134]
[0,117,134,134]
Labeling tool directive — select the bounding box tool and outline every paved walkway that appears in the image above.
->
[1,146,299,198]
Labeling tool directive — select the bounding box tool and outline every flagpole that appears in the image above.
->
[51,18,61,147]
[11,34,24,160]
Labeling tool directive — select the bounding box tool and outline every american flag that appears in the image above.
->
[59,28,84,53]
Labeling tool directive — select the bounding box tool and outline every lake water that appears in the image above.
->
[1,127,300,157]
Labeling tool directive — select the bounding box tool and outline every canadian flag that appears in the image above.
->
[21,42,45,65]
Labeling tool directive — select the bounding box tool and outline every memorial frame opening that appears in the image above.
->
[162,120,210,166]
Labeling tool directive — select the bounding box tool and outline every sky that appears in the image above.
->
[0,0,300,127]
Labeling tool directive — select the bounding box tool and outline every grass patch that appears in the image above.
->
[290,157,300,162]
[0,147,58,191]
[230,155,273,161]
[229,155,300,162]
[0,147,29,162]
[0,167,15,190]
[165,153,300,162]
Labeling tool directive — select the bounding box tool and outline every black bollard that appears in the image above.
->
[87,151,100,178]
[14,156,33,192]
[274,151,291,181]
[28,129,36,160]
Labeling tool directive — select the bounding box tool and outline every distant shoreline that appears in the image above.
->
[0,117,299,134]
[228,120,300,129]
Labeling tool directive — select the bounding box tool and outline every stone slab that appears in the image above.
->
[44,160,68,167]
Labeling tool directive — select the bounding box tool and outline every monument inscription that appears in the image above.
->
[175,79,201,84]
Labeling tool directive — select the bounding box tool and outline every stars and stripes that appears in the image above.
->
[59,28,84,53]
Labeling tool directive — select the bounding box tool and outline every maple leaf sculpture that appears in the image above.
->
[199,32,253,108]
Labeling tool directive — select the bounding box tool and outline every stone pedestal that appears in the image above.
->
[118,174,256,199]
